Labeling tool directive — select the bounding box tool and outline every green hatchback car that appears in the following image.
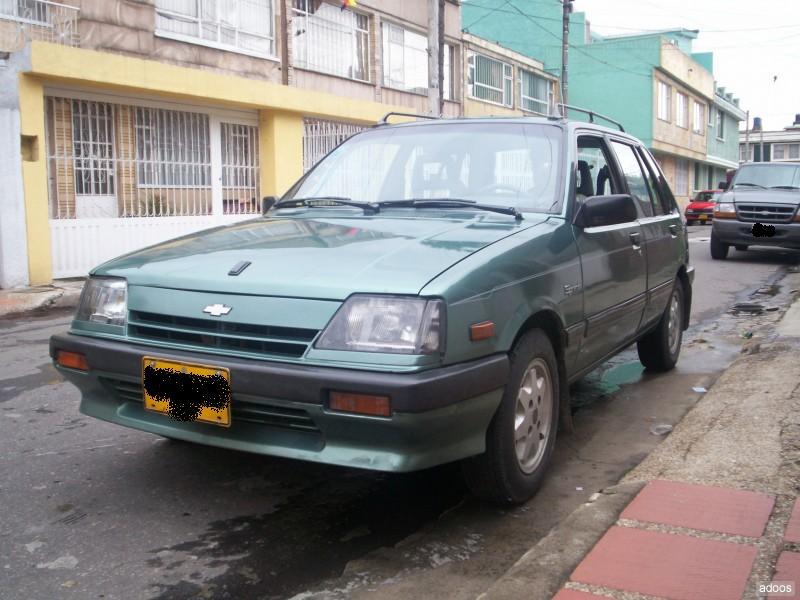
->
[51,116,693,505]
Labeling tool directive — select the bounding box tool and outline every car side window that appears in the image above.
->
[609,141,654,217]
[639,148,677,214]
[634,146,665,216]
[576,135,618,206]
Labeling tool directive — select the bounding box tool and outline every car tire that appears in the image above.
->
[461,329,559,506]
[637,278,684,372]
[710,231,729,260]
[735,245,748,251]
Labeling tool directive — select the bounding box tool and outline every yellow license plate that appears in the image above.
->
[142,357,231,427]
[699,214,708,221]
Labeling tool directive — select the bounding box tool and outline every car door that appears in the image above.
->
[572,134,647,373]
[633,144,684,327]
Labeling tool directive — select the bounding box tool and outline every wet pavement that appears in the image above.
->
[2,229,800,600]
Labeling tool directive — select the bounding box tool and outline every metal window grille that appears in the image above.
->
[520,70,551,115]
[303,118,366,172]
[292,0,370,82]
[221,122,260,215]
[155,0,275,56]
[0,0,79,49]
[468,52,513,107]
[45,96,259,219]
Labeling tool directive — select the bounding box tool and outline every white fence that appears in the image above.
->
[0,0,79,50]
[50,214,253,278]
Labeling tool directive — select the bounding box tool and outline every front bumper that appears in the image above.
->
[50,333,508,472]
[712,218,800,250]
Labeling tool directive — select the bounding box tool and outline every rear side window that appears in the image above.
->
[639,149,677,214]
[635,147,666,216]
[609,141,654,217]
[576,135,619,206]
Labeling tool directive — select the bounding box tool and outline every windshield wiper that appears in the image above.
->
[733,182,766,189]
[379,198,523,221]
[274,196,379,215]
[769,185,800,190]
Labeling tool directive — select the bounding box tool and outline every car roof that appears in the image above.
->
[740,161,800,167]
[373,116,642,143]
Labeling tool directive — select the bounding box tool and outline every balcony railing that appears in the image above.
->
[0,0,79,51]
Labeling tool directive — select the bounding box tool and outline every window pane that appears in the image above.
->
[611,141,654,216]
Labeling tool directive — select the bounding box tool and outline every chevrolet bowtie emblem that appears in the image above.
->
[203,304,232,317]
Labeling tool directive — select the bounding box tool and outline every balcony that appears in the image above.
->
[0,0,79,51]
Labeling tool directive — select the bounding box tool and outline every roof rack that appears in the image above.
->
[557,104,625,132]
[377,111,439,125]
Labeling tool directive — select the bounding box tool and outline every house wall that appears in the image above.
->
[651,71,708,161]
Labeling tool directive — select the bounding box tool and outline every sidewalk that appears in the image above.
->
[0,278,84,318]
[482,289,800,600]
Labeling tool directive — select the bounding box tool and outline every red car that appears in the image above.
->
[684,189,721,225]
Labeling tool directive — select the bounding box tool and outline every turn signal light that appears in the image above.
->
[713,210,736,219]
[56,350,89,371]
[329,392,391,417]
[470,321,496,341]
[794,213,800,223]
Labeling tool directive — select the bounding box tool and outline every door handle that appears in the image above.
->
[629,231,642,250]
[669,224,678,237]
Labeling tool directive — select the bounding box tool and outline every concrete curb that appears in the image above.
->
[0,279,83,319]
[477,481,646,600]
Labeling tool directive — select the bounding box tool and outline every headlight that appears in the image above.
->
[316,295,445,354]
[76,277,127,326]
[716,202,735,213]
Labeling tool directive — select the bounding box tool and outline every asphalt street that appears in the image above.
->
[1,227,799,600]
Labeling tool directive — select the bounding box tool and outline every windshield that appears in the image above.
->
[694,191,717,201]
[285,123,564,213]
[732,164,800,190]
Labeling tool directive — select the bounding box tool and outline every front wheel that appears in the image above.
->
[462,329,559,506]
[637,278,684,372]
[710,231,729,260]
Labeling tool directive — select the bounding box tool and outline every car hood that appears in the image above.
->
[94,213,543,299]
[727,189,800,205]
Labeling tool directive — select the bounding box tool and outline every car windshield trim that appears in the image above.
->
[733,182,766,189]
[769,185,800,190]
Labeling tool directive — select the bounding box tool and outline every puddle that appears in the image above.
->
[571,360,644,409]
[754,284,781,297]
[731,302,766,315]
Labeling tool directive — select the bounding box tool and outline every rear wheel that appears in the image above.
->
[637,278,684,372]
[735,245,748,252]
[710,231,729,260]
[462,329,559,506]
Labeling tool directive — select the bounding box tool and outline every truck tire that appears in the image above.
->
[710,231,729,259]
[637,278,684,372]
[462,329,559,506]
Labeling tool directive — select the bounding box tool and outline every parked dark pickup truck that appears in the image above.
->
[711,162,800,258]
[52,116,693,505]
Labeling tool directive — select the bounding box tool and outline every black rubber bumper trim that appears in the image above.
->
[50,333,509,413]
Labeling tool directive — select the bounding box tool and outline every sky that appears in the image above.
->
[573,0,800,131]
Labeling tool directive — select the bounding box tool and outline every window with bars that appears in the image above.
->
[303,118,366,172]
[292,0,370,82]
[135,107,211,188]
[381,22,453,100]
[468,52,513,107]
[45,96,260,219]
[520,70,550,115]
[155,0,275,57]
[71,100,116,196]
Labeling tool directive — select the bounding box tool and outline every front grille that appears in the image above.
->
[128,310,318,358]
[736,204,796,223]
[99,377,321,433]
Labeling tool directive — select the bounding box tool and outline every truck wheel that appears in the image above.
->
[462,329,559,506]
[735,245,748,252]
[637,278,684,372]
[710,231,729,260]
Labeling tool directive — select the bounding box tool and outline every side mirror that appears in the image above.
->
[574,194,638,228]
[718,181,729,191]
[261,196,277,215]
